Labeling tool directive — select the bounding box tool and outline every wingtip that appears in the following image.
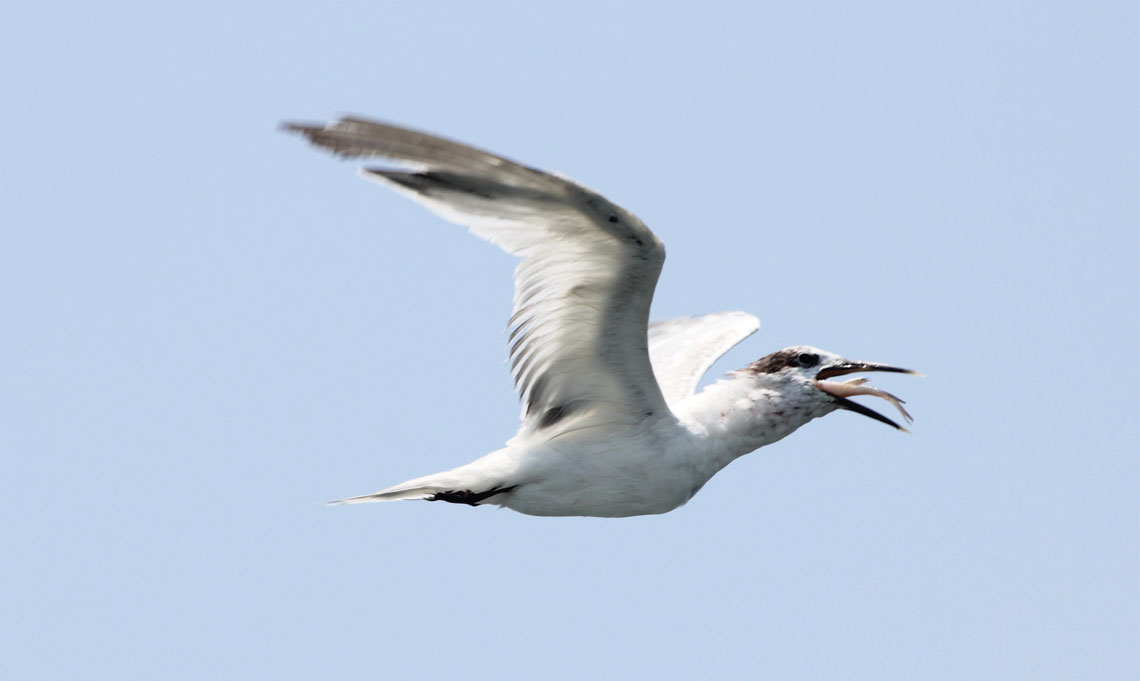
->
[278,120,315,135]
[278,114,381,137]
[723,310,762,335]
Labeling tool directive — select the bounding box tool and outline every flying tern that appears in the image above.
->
[283,116,919,518]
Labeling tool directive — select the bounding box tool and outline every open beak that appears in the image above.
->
[814,361,922,431]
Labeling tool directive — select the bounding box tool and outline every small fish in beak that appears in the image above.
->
[814,362,922,431]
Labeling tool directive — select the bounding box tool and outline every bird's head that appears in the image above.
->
[743,346,920,431]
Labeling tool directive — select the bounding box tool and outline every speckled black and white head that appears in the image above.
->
[744,345,919,430]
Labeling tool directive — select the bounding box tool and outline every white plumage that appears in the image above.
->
[647,312,761,407]
[284,116,918,517]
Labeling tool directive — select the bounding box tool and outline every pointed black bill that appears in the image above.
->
[816,361,919,381]
[830,395,906,430]
[815,361,921,431]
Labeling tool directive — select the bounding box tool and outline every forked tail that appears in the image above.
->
[327,486,436,505]
[326,460,512,506]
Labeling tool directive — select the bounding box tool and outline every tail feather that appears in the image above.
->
[326,465,485,506]
[326,449,515,507]
[326,487,437,506]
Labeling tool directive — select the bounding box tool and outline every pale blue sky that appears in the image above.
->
[2,1,1136,679]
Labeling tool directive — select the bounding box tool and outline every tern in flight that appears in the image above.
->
[283,116,919,518]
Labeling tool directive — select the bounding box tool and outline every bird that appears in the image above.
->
[282,116,919,518]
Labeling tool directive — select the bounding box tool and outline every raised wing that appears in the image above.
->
[283,116,672,435]
[648,312,760,406]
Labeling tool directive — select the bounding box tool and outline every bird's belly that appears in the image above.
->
[497,455,703,518]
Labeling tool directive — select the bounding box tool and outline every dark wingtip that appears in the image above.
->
[278,120,314,134]
[279,121,329,149]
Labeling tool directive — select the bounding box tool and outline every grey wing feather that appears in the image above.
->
[280,118,556,192]
[285,116,671,435]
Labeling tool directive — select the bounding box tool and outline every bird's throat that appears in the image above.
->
[676,375,832,473]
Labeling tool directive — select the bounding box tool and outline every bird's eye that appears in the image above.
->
[796,353,819,368]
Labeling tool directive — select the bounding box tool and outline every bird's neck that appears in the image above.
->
[674,373,832,477]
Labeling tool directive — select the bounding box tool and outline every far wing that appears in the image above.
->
[648,312,760,406]
[284,116,672,436]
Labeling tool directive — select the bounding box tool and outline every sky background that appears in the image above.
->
[2,2,1137,679]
